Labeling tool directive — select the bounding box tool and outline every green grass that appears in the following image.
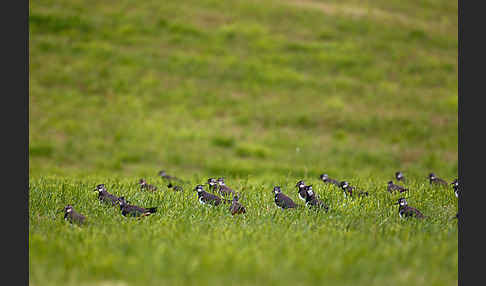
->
[29,0,457,285]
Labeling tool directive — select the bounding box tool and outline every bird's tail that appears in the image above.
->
[146,207,157,214]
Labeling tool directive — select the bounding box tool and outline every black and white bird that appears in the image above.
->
[428,173,448,186]
[296,180,308,202]
[117,197,157,217]
[387,181,408,193]
[304,185,329,211]
[63,205,87,225]
[93,184,121,206]
[216,178,236,198]
[167,183,183,192]
[207,178,218,193]
[451,178,459,198]
[395,171,406,182]
[273,186,298,210]
[139,179,158,192]
[195,185,223,206]
[394,198,425,219]
[158,170,183,182]
[339,181,368,198]
[229,194,246,215]
[319,174,341,187]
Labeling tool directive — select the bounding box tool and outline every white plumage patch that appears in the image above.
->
[199,197,206,205]
[298,193,306,201]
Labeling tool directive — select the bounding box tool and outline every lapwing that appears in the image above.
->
[158,170,183,182]
[63,205,87,225]
[387,181,408,193]
[117,197,157,218]
[451,179,459,198]
[229,193,246,215]
[394,198,425,219]
[273,186,298,210]
[339,181,369,198]
[139,179,158,192]
[195,185,223,206]
[167,183,183,192]
[207,178,218,193]
[319,174,341,187]
[395,171,406,182]
[304,185,329,212]
[216,178,236,198]
[93,184,120,206]
[428,173,448,186]
[296,180,308,202]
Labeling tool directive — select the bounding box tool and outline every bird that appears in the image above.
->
[319,174,341,187]
[167,183,183,192]
[451,179,459,198]
[273,186,298,210]
[395,171,406,182]
[394,198,425,219]
[63,205,87,225]
[229,194,246,215]
[304,185,329,211]
[139,179,158,192]
[158,170,183,182]
[117,197,157,217]
[387,181,408,193]
[207,178,218,193]
[195,185,223,206]
[339,181,368,198]
[428,173,448,186]
[216,178,236,198]
[296,180,308,202]
[93,184,121,206]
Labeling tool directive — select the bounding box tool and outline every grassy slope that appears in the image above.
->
[29,0,458,285]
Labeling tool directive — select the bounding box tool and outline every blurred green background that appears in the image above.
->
[29,0,457,181]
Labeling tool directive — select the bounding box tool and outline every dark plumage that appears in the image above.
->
[387,181,408,193]
[395,198,425,219]
[296,180,308,202]
[139,179,158,192]
[273,186,298,210]
[304,186,329,211]
[216,178,236,198]
[195,185,222,206]
[118,197,157,217]
[63,205,87,225]
[94,184,120,206]
[207,178,218,193]
[451,179,459,198]
[429,173,448,186]
[167,183,183,192]
[319,174,341,187]
[229,194,246,215]
[395,171,406,182]
[339,181,368,198]
[158,170,183,182]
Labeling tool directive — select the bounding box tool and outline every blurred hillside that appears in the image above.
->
[29,0,458,181]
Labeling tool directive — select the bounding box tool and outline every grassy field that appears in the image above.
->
[29,0,458,285]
